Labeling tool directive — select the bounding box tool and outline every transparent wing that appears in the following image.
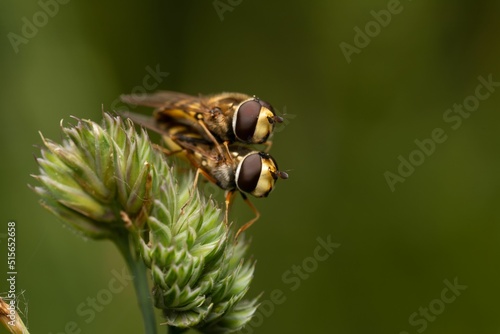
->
[119,111,167,135]
[120,91,197,109]
[120,110,220,160]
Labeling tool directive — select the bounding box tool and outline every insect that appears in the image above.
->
[120,91,284,152]
[120,110,288,238]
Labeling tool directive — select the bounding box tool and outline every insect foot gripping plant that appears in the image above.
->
[30,113,258,334]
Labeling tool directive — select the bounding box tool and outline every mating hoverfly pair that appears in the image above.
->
[120,91,288,238]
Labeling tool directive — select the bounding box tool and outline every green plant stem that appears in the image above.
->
[113,232,158,334]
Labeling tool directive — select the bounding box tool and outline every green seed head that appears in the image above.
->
[32,113,258,332]
[139,175,258,331]
[32,114,157,237]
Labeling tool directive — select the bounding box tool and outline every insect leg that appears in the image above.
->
[222,141,234,163]
[180,167,201,214]
[224,190,238,228]
[197,120,227,159]
[152,143,185,156]
[235,192,260,240]
[180,165,219,214]
[262,140,273,153]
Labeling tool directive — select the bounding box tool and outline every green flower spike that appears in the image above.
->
[31,113,258,333]
[140,178,259,332]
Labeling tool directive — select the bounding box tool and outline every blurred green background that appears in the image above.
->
[1,0,500,333]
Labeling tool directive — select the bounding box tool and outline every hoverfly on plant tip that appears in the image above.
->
[119,109,288,239]
[120,91,283,157]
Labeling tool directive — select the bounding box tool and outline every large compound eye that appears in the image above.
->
[233,98,280,144]
[233,99,261,143]
[236,152,286,197]
[236,153,262,194]
[258,99,274,113]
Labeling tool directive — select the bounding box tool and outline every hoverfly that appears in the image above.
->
[120,110,288,238]
[120,91,283,153]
